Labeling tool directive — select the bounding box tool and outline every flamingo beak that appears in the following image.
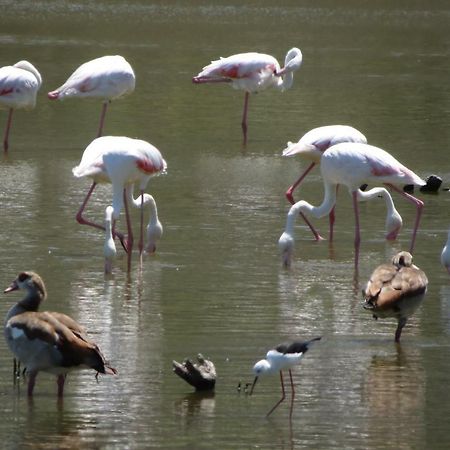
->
[4,280,19,293]
[249,376,258,395]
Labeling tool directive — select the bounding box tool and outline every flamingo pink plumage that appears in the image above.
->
[278,142,425,267]
[72,136,167,271]
[441,228,450,274]
[48,55,135,137]
[0,60,42,153]
[282,125,368,241]
[193,48,302,145]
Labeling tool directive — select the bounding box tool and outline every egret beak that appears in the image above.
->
[249,376,258,395]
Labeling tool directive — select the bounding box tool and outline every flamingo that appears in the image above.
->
[0,60,42,153]
[278,142,425,267]
[48,55,135,137]
[193,48,302,145]
[441,228,450,274]
[363,251,428,342]
[282,125,368,241]
[249,337,321,419]
[72,136,167,271]
[4,271,116,397]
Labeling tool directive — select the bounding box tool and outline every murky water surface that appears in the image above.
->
[0,1,449,448]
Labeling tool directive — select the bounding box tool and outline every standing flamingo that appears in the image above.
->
[441,228,450,274]
[48,55,135,137]
[282,125,368,241]
[193,48,302,145]
[0,60,42,153]
[363,251,428,342]
[278,142,425,267]
[73,136,167,271]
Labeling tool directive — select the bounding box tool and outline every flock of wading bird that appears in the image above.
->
[1,49,449,417]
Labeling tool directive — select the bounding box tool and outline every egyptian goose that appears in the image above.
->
[3,271,116,396]
[363,251,428,342]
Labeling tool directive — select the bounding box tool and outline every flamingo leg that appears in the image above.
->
[329,185,339,242]
[27,371,38,396]
[241,92,249,146]
[352,191,361,268]
[288,369,295,420]
[285,162,324,241]
[138,189,144,259]
[286,162,316,204]
[123,188,134,272]
[385,183,424,254]
[97,101,109,137]
[57,374,66,397]
[266,371,286,417]
[76,181,127,251]
[3,108,13,153]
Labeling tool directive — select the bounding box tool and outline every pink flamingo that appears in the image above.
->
[0,60,42,153]
[193,48,302,145]
[48,55,135,137]
[442,228,450,274]
[73,136,166,271]
[282,125,368,241]
[278,142,425,267]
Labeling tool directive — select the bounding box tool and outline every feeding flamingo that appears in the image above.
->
[363,251,428,342]
[282,125,368,241]
[48,55,135,137]
[0,60,42,153]
[193,48,302,145]
[4,271,116,397]
[73,136,167,271]
[249,337,321,418]
[104,206,117,274]
[278,142,425,267]
[441,228,450,274]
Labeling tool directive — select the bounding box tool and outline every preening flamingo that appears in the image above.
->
[441,228,450,274]
[73,136,167,271]
[48,55,135,137]
[282,125,368,241]
[363,251,428,342]
[193,48,302,145]
[0,60,42,153]
[250,337,321,419]
[4,271,116,397]
[278,142,425,267]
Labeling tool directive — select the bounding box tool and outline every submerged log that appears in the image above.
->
[172,353,216,391]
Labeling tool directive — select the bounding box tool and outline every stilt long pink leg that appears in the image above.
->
[3,108,14,153]
[241,92,249,146]
[288,369,295,420]
[385,183,424,254]
[97,101,109,137]
[266,371,286,417]
[76,181,127,251]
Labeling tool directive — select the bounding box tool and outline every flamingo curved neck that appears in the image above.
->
[285,181,337,235]
[356,187,402,234]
